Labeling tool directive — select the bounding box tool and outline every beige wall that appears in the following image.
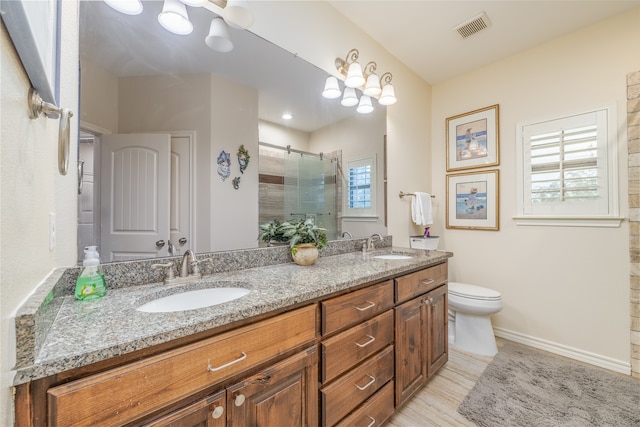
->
[79,56,118,131]
[432,9,640,371]
[0,2,80,424]
[259,120,310,151]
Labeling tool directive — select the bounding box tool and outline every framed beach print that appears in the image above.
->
[446,104,499,172]
[446,170,499,231]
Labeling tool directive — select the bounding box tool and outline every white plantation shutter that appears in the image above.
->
[516,107,619,225]
[344,155,377,218]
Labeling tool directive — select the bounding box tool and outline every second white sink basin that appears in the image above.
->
[373,254,413,260]
[137,287,250,313]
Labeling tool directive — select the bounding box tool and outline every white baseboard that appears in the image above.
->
[493,327,631,375]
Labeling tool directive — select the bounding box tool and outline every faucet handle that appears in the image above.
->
[190,259,201,276]
[152,262,176,280]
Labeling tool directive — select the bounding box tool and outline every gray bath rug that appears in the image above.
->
[458,342,640,426]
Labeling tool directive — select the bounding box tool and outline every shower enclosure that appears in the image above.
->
[259,144,340,242]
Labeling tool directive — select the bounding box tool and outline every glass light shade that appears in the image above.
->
[224,0,255,29]
[341,87,359,107]
[357,95,374,114]
[363,73,381,97]
[205,17,233,52]
[322,76,341,99]
[179,0,207,6]
[345,62,365,88]
[104,0,143,15]
[158,0,193,35]
[378,84,397,105]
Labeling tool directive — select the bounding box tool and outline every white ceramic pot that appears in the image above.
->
[291,243,319,266]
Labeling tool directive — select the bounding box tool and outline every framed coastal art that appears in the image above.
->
[446,170,499,230]
[446,104,500,172]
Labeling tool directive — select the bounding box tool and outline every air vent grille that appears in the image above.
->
[454,12,491,39]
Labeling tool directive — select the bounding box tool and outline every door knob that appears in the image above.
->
[179,237,187,245]
[155,240,165,248]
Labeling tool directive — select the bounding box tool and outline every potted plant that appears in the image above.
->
[288,218,327,266]
[258,219,291,246]
[258,218,327,265]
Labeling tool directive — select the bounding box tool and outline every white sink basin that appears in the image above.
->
[373,254,413,260]
[137,287,250,313]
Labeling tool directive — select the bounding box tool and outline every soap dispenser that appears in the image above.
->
[75,246,107,300]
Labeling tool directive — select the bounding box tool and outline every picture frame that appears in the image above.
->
[1,0,61,105]
[446,104,499,172]
[446,170,499,231]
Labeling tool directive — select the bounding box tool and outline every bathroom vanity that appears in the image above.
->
[13,243,451,426]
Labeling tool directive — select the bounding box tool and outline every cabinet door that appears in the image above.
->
[142,391,226,427]
[226,346,318,427]
[394,297,428,407]
[426,285,448,377]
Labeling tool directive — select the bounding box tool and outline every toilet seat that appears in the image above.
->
[448,282,501,301]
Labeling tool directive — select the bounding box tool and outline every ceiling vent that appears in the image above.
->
[453,12,491,39]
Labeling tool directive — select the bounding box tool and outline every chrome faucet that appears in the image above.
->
[180,250,201,278]
[362,234,383,253]
[341,231,353,239]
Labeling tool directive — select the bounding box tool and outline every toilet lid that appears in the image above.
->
[448,281,501,301]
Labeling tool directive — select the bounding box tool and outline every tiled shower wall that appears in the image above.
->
[628,70,640,379]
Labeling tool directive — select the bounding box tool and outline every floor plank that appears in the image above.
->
[385,342,497,427]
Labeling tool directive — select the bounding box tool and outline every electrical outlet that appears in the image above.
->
[49,212,56,250]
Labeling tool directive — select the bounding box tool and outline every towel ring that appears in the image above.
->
[28,88,74,175]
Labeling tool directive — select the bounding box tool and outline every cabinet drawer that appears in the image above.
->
[395,263,447,303]
[322,345,394,427]
[322,310,394,383]
[334,381,395,427]
[322,280,394,335]
[47,305,317,427]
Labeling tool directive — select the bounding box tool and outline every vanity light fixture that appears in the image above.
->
[104,0,255,51]
[104,0,143,15]
[158,0,193,35]
[205,16,233,52]
[322,48,397,113]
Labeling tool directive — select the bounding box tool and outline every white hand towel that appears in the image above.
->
[412,192,433,226]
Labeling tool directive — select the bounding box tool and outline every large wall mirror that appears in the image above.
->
[78,0,387,263]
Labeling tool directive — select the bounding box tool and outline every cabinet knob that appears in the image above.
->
[212,405,224,419]
[234,394,245,407]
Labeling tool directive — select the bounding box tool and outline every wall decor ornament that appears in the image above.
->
[446,169,499,231]
[232,176,241,189]
[237,144,250,174]
[217,150,231,181]
[446,104,500,172]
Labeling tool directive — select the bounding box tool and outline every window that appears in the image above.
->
[344,155,377,218]
[515,107,620,227]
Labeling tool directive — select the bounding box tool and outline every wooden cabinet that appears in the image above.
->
[142,391,226,427]
[320,281,395,426]
[394,263,448,408]
[226,347,318,427]
[46,305,316,426]
[334,381,395,427]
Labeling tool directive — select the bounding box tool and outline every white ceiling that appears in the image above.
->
[329,0,640,84]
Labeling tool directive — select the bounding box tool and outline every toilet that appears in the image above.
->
[448,282,503,356]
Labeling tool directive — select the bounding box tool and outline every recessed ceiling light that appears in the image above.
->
[282,113,293,120]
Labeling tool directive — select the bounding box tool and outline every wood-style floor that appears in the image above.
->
[385,343,497,427]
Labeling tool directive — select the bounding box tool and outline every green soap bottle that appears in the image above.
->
[75,246,107,300]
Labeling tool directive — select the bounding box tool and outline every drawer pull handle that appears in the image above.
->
[366,416,376,427]
[355,375,376,391]
[355,335,376,348]
[420,279,436,286]
[207,352,247,372]
[355,301,376,311]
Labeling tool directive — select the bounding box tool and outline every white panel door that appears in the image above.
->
[170,134,192,255]
[101,134,171,262]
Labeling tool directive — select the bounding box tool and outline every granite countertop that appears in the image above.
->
[13,246,451,385]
